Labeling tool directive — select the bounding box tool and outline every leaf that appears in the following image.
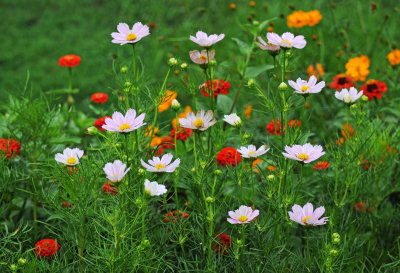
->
[216,95,233,114]
[46,88,79,95]
[245,65,274,78]
[232,38,251,55]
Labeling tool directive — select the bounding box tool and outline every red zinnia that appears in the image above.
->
[329,73,355,91]
[216,147,242,167]
[200,79,231,98]
[171,126,193,141]
[313,161,330,171]
[360,79,387,101]
[91,93,108,104]
[35,239,60,259]
[58,54,81,67]
[94,116,111,132]
[0,138,21,160]
[213,233,232,255]
[103,182,118,196]
[266,119,284,135]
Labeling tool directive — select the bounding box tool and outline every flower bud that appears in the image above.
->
[191,167,196,173]
[171,99,181,111]
[252,20,260,26]
[247,78,256,87]
[138,168,145,174]
[181,62,188,69]
[120,66,128,73]
[206,196,214,203]
[361,95,369,101]
[18,258,26,265]
[333,237,340,244]
[9,264,17,272]
[330,249,338,256]
[214,169,222,176]
[124,81,132,88]
[87,126,98,135]
[243,133,251,139]
[267,174,275,181]
[209,60,217,66]
[168,57,178,66]
[278,82,288,91]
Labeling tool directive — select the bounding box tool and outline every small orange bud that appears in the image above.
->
[267,27,273,32]
[305,103,310,108]
[312,35,317,40]
[230,3,236,10]
[249,1,256,7]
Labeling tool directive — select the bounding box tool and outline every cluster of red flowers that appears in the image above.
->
[94,116,111,132]
[103,182,118,195]
[216,147,242,167]
[329,74,355,90]
[354,201,373,213]
[200,79,231,98]
[91,92,109,104]
[58,54,81,67]
[313,161,330,171]
[35,239,60,259]
[164,210,189,223]
[0,138,21,160]
[360,79,387,101]
[213,233,232,255]
[266,119,300,135]
[170,126,193,141]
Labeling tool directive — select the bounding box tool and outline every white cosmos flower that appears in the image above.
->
[111,22,150,45]
[55,148,84,165]
[189,49,215,65]
[223,113,242,127]
[237,145,269,159]
[144,179,167,196]
[179,110,217,131]
[288,75,325,94]
[140,153,180,173]
[103,160,130,182]
[102,109,146,133]
[335,87,363,104]
[190,31,225,47]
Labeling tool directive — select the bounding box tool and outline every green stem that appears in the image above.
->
[68,67,72,90]
[78,215,86,273]
[141,194,147,241]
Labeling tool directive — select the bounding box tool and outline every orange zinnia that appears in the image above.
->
[387,49,400,66]
[345,55,370,82]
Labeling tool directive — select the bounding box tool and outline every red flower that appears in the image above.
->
[313,161,330,171]
[200,79,231,98]
[164,210,189,223]
[287,120,301,128]
[0,138,21,160]
[360,79,387,101]
[171,126,193,141]
[329,73,355,90]
[91,93,108,104]
[266,119,284,135]
[155,136,175,156]
[213,233,232,255]
[94,116,111,132]
[216,147,242,167]
[354,201,372,213]
[58,54,81,68]
[103,182,118,196]
[35,239,60,259]
[61,201,73,208]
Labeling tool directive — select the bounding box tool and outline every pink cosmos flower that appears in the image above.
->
[55,148,84,165]
[227,205,259,224]
[288,75,325,94]
[189,49,215,65]
[237,145,269,159]
[255,36,280,51]
[140,153,180,172]
[111,22,150,45]
[179,110,217,131]
[103,160,130,182]
[288,203,328,226]
[190,31,225,47]
[282,143,325,164]
[267,32,306,49]
[102,109,146,133]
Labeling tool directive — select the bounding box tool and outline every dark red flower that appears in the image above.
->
[171,126,193,141]
[200,79,231,98]
[35,239,60,259]
[360,79,387,101]
[94,116,111,132]
[103,182,118,196]
[155,136,175,156]
[313,161,330,171]
[213,233,232,255]
[58,54,81,67]
[0,138,21,160]
[91,93,109,104]
[216,147,242,167]
[266,119,284,135]
[329,73,355,91]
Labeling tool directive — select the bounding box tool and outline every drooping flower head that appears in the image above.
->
[58,55,81,67]
[216,147,242,167]
[288,203,328,226]
[189,49,215,65]
[267,32,306,49]
[190,31,225,47]
[35,239,60,259]
[91,92,108,103]
[329,73,355,91]
[200,79,231,98]
[102,109,146,133]
[223,113,242,127]
[55,148,84,165]
[335,87,363,104]
[288,75,325,94]
[144,179,167,196]
[103,160,130,182]
[360,79,387,101]
[140,153,180,172]
[0,138,21,160]
[237,145,269,159]
[179,110,217,131]
[111,22,150,45]
[255,36,280,51]
[227,205,259,224]
[282,143,325,164]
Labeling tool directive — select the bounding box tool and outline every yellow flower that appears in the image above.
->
[387,49,400,66]
[244,105,252,119]
[345,55,370,82]
[158,90,178,112]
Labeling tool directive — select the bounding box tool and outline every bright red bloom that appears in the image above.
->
[360,79,387,101]
[200,79,231,98]
[171,126,193,141]
[155,136,175,156]
[214,233,232,255]
[35,239,60,259]
[287,120,301,128]
[354,201,366,213]
[216,147,242,167]
[329,73,355,91]
[58,54,81,67]
[94,116,111,132]
[266,119,284,135]
[91,93,109,104]
[103,182,118,196]
[164,210,189,223]
[313,161,330,171]
[0,138,21,160]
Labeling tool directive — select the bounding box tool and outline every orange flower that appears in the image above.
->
[230,3,236,10]
[150,136,162,147]
[345,55,370,81]
[252,158,262,173]
[172,106,192,129]
[145,125,159,137]
[267,165,278,172]
[287,10,322,28]
[341,123,355,140]
[158,90,177,112]
[307,10,322,26]
[58,54,81,67]
[387,49,400,66]
[306,63,324,80]
[249,1,256,7]
[244,105,252,119]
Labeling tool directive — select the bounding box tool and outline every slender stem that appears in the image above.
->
[306,229,310,266]
[193,132,198,175]
[174,112,179,209]
[68,67,72,90]
[78,215,86,273]
[141,194,147,240]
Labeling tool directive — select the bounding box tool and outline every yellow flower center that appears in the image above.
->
[238,216,248,222]
[67,157,76,164]
[193,118,204,128]
[119,123,131,131]
[199,54,207,61]
[301,86,310,92]
[297,153,309,160]
[281,40,291,46]
[127,33,137,41]
[302,216,312,224]
[155,164,166,170]
[248,151,257,157]
[145,189,151,195]
[346,96,351,99]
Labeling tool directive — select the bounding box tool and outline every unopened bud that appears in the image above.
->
[248,78,256,87]
[214,169,222,176]
[87,126,98,135]
[206,196,214,203]
[181,62,188,69]
[18,258,26,265]
[124,81,132,88]
[9,264,17,272]
[171,99,181,111]
[278,82,288,91]
[120,66,128,73]
[252,20,260,26]
[267,174,275,181]
[243,133,251,139]
[168,57,178,66]
[330,249,338,256]
[138,168,145,174]
[361,95,369,101]
[209,60,217,66]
